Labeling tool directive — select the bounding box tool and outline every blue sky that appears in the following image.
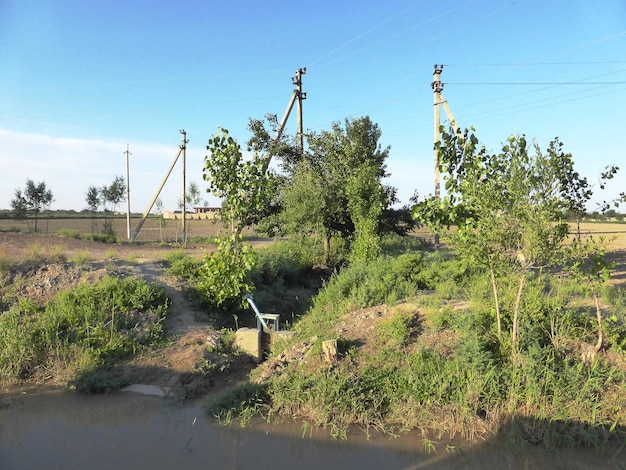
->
[1,0,625,214]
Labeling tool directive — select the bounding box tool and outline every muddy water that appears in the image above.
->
[0,388,622,470]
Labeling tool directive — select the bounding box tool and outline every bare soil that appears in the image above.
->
[0,230,271,399]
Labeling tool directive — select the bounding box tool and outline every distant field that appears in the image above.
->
[0,217,625,249]
[0,216,254,243]
[568,222,626,250]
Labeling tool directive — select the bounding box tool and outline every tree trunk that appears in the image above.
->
[593,294,604,354]
[512,271,527,355]
[323,235,331,265]
[490,265,501,337]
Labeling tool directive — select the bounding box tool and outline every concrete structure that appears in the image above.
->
[162,207,220,220]
[234,327,262,364]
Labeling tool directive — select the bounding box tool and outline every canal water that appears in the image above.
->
[0,387,623,469]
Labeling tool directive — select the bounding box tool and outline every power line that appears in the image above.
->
[445,61,626,67]
[446,81,626,85]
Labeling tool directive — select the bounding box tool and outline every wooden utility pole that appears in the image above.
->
[124,144,132,239]
[180,129,188,244]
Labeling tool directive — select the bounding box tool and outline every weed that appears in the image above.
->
[205,382,269,426]
[29,242,46,263]
[72,251,92,266]
[0,251,13,273]
[50,246,67,263]
[58,229,81,239]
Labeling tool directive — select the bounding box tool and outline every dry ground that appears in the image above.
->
[0,220,269,399]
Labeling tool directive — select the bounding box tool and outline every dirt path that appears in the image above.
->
[0,232,258,399]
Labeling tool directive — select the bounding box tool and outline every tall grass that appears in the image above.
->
[0,276,169,385]
[210,248,626,446]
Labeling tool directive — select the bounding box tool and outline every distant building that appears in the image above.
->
[163,207,220,220]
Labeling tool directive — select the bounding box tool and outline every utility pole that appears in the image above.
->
[180,129,188,245]
[432,65,443,203]
[266,67,307,170]
[124,144,132,240]
[131,134,185,242]
[432,64,461,204]
[432,64,462,246]
[294,67,307,152]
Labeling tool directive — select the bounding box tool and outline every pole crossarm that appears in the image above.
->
[264,67,306,169]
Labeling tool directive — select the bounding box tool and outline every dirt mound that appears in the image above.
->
[0,233,256,398]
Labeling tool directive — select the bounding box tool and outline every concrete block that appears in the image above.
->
[234,327,262,364]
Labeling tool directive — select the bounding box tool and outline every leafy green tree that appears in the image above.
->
[566,235,613,360]
[178,180,202,211]
[85,176,126,240]
[85,185,101,235]
[346,163,385,262]
[413,128,588,354]
[202,129,274,309]
[199,236,256,311]
[101,176,126,239]
[10,179,54,233]
[276,116,393,263]
[204,128,277,245]
[177,180,203,241]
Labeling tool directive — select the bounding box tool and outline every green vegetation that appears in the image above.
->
[85,176,127,241]
[10,179,54,233]
[207,249,626,446]
[203,125,626,448]
[0,276,169,388]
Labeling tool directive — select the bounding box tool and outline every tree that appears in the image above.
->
[203,128,277,245]
[202,128,272,310]
[413,128,588,355]
[10,180,54,233]
[85,176,126,240]
[85,185,101,235]
[101,176,126,238]
[276,116,393,263]
[178,180,203,241]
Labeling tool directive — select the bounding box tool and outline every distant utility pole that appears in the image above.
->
[125,144,132,240]
[131,132,187,242]
[180,129,188,244]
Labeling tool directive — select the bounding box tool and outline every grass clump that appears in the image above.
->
[0,276,169,387]
[58,229,81,239]
[72,251,92,266]
[0,251,13,273]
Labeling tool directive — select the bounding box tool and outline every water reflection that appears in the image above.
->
[0,387,623,469]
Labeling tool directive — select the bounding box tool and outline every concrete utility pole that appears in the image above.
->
[432,65,444,203]
[432,64,461,201]
[294,67,307,152]
[269,67,307,166]
[125,144,132,240]
[131,135,185,242]
[180,129,188,244]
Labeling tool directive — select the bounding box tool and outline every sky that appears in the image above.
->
[1,0,625,214]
